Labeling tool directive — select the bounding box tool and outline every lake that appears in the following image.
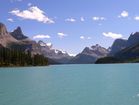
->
[0,64,139,105]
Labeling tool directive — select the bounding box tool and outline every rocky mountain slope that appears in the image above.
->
[0,22,73,64]
[0,23,19,47]
[38,40,73,63]
[10,26,28,40]
[70,44,109,64]
[96,32,139,63]
[109,32,139,55]
[5,22,139,64]
[109,39,127,55]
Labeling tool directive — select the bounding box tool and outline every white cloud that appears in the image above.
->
[7,18,14,22]
[80,36,91,40]
[33,35,51,39]
[57,32,67,38]
[87,37,91,40]
[92,17,106,21]
[81,17,85,22]
[92,17,99,21]
[65,18,76,22]
[80,36,85,39]
[10,6,54,24]
[103,32,123,39]
[118,11,129,18]
[134,16,139,20]
[27,3,32,6]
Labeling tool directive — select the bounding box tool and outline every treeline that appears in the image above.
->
[0,47,48,67]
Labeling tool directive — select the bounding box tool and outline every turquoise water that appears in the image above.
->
[0,64,139,105]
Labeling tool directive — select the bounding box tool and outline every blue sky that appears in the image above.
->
[1,0,139,54]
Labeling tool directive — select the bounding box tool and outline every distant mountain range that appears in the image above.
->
[1,22,139,64]
[69,44,109,64]
[0,22,110,64]
[0,22,73,64]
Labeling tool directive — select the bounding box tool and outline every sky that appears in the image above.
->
[1,0,139,55]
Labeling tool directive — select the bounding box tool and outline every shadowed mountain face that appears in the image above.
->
[114,32,139,59]
[115,43,139,59]
[96,43,139,64]
[0,23,19,47]
[10,27,28,40]
[96,32,139,63]
[0,44,3,48]
[109,32,139,55]
[70,44,109,64]
[95,57,123,64]
[126,32,139,47]
[109,39,127,55]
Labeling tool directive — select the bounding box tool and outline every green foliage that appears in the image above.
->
[0,47,48,67]
[95,57,123,64]
[95,56,139,64]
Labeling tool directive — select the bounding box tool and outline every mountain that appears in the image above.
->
[5,21,139,64]
[96,43,139,63]
[0,22,59,65]
[10,26,34,50]
[0,44,3,48]
[0,22,74,64]
[115,43,139,60]
[70,44,109,64]
[0,23,33,51]
[10,27,28,40]
[0,23,19,47]
[109,39,127,55]
[9,26,48,54]
[0,23,49,66]
[96,32,139,63]
[109,32,139,55]
[38,40,73,64]
[126,32,139,47]
[0,22,110,64]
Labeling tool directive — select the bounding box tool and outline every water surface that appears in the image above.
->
[0,64,139,105]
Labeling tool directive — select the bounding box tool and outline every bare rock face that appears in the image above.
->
[109,32,139,56]
[10,26,28,40]
[0,23,11,34]
[70,44,109,64]
[0,23,8,35]
[81,44,109,58]
[37,40,73,63]
[126,32,139,47]
[109,39,127,55]
[0,23,18,47]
